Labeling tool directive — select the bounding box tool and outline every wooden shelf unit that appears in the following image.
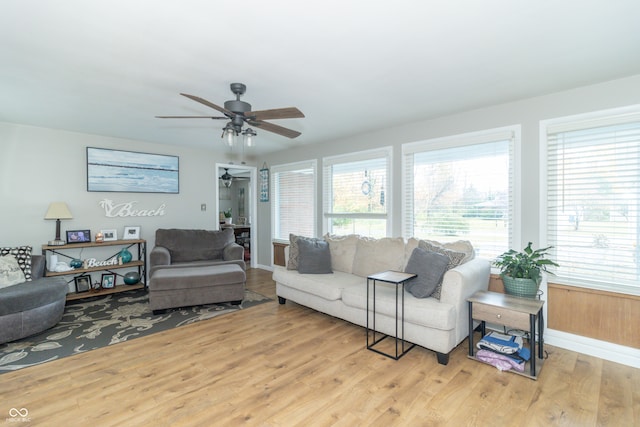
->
[42,239,147,300]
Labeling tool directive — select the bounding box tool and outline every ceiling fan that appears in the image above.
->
[156,83,304,140]
[219,168,249,188]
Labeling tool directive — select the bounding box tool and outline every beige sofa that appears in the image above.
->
[273,235,490,364]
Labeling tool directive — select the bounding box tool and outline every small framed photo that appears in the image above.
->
[101,229,118,241]
[74,275,91,293]
[101,273,116,289]
[66,230,91,244]
[123,226,140,240]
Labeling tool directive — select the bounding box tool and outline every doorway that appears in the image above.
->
[216,163,257,268]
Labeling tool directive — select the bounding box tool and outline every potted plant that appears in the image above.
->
[223,208,232,224]
[494,242,559,298]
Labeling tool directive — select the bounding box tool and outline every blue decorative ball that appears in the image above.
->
[119,248,133,263]
[70,259,83,268]
[123,272,141,285]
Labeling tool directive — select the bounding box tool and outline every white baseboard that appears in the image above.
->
[545,328,640,369]
[256,263,273,272]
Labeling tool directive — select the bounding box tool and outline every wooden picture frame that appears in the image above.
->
[101,273,116,289]
[74,275,91,293]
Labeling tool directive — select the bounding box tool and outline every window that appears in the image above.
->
[323,147,391,237]
[403,127,517,259]
[544,107,640,295]
[271,160,317,240]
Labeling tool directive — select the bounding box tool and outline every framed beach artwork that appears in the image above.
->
[87,147,179,193]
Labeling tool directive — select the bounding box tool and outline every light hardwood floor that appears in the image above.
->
[1,268,638,426]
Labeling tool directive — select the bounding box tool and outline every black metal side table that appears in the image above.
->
[366,270,417,360]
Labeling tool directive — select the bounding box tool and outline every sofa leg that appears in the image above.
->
[278,296,286,305]
[436,352,450,365]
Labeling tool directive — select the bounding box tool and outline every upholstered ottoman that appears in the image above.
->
[149,264,246,313]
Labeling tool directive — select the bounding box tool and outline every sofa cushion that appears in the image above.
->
[273,267,362,301]
[155,228,233,262]
[404,248,449,298]
[0,277,68,316]
[297,238,333,274]
[352,237,405,278]
[0,255,26,288]
[0,246,32,281]
[342,284,456,331]
[323,234,359,274]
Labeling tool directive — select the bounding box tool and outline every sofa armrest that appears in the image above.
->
[223,243,244,262]
[439,257,491,344]
[31,255,46,280]
[149,246,171,278]
[440,258,490,305]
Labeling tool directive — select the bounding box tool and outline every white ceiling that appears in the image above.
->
[2,1,640,157]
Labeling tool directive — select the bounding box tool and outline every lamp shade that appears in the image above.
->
[44,202,73,220]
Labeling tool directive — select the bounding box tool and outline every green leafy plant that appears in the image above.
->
[494,242,559,282]
[223,208,232,218]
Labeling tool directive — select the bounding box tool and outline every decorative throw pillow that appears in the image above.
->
[0,255,26,289]
[421,239,475,263]
[404,248,449,298]
[351,237,405,278]
[0,246,32,281]
[323,233,359,273]
[297,238,333,274]
[417,241,466,299]
[287,234,318,271]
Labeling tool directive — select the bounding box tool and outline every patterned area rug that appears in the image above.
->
[0,288,270,373]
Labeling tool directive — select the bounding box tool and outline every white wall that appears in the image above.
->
[0,122,223,254]
[259,74,640,264]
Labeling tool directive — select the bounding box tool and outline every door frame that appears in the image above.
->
[216,162,257,269]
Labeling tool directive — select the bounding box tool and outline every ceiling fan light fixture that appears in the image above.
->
[242,128,257,147]
[221,168,233,188]
[223,123,237,147]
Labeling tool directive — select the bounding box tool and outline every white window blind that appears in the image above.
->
[545,110,640,295]
[323,147,391,237]
[271,160,316,241]
[403,128,515,259]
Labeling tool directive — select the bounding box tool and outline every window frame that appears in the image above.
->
[270,159,318,242]
[540,105,640,296]
[322,146,393,237]
[401,126,521,259]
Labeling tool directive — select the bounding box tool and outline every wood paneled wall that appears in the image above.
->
[547,282,640,349]
[492,274,639,349]
[273,242,288,267]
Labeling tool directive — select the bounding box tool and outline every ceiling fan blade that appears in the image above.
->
[155,115,228,119]
[247,107,305,121]
[248,120,301,139]
[180,93,234,117]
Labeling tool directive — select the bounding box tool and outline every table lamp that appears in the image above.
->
[44,202,73,245]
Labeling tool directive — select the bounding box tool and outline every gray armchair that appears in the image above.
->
[149,228,245,279]
[0,255,67,344]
